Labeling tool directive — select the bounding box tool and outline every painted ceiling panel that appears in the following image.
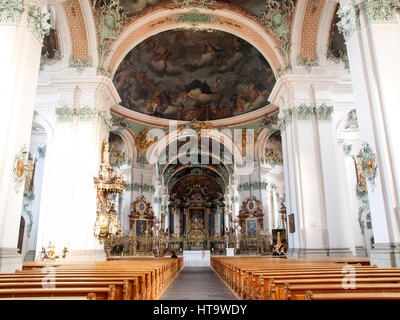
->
[113,29,275,121]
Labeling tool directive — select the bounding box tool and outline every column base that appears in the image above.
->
[23,250,36,262]
[63,249,107,262]
[370,243,400,267]
[286,248,353,259]
[0,248,23,272]
[355,246,368,258]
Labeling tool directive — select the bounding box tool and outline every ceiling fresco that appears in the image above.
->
[113,29,276,121]
[117,0,269,17]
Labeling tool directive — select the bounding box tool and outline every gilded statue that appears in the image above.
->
[355,155,367,194]
[134,128,158,155]
[23,158,35,194]
[178,121,214,140]
[265,148,283,166]
[110,150,127,166]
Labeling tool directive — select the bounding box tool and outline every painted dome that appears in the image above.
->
[113,29,276,121]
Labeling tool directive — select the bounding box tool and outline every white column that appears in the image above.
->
[35,76,119,261]
[0,1,50,271]
[270,74,354,258]
[272,190,280,229]
[339,0,400,266]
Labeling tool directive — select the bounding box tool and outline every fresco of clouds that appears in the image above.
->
[113,29,276,121]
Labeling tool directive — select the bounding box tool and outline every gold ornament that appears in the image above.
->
[134,128,158,155]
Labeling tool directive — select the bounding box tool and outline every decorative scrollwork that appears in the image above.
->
[259,0,296,74]
[27,5,51,42]
[0,0,24,24]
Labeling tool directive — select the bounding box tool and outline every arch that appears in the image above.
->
[164,164,228,192]
[62,0,90,62]
[147,128,244,166]
[290,0,308,65]
[32,112,54,143]
[80,0,99,67]
[161,152,232,179]
[111,103,274,129]
[316,1,339,67]
[41,2,71,70]
[105,7,284,78]
[298,0,327,62]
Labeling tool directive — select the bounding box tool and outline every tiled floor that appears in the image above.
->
[160,267,238,300]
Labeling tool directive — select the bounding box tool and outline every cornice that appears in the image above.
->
[111,103,278,129]
[268,72,354,104]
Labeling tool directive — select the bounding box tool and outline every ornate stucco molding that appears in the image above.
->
[350,109,358,120]
[363,0,400,23]
[12,145,29,194]
[55,106,112,132]
[343,144,352,156]
[68,55,92,73]
[55,105,74,122]
[160,9,241,29]
[315,103,334,121]
[278,109,292,131]
[279,103,334,129]
[22,193,35,238]
[27,5,51,42]
[92,0,130,77]
[97,110,113,132]
[126,183,155,193]
[261,112,279,133]
[40,49,62,70]
[326,50,350,69]
[297,56,319,73]
[294,104,314,120]
[259,0,295,76]
[172,0,216,8]
[237,182,268,192]
[337,3,360,42]
[0,0,24,24]
[358,142,378,190]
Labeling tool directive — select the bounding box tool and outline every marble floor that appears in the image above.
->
[160,267,238,300]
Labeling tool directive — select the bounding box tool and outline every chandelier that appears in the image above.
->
[93,139,127,243]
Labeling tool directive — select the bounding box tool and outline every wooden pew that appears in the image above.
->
[0,257,183,300]
[211,256,400,301]
[271,276,400,300]
[306,291,400,300]
[286,283,400,300]
[0,287,113,300]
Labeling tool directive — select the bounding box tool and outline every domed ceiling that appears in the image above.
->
[113,29,276,121]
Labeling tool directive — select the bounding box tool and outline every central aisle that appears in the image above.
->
[160,267,238,300]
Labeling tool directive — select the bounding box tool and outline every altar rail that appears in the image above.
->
[104,234,273,257]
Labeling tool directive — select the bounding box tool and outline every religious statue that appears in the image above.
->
[23,158,35,194]
[355,155,367,194]
[101,138,111,164]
